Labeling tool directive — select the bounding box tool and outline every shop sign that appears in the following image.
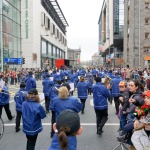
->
[25,0,29,38]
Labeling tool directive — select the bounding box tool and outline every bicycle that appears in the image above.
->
[0,118,4,139]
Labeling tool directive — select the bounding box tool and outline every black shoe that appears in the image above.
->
[97,127,103,135]
[81,111,84,114]
[119,130,126,136]
[9,115,15,120]
[97,130,103,135]
[117,134,127,142]
[117,128,122,132]
[16,128,20,132]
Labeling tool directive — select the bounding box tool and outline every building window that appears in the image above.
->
[45,16,50,30]
[60,50,62,58]
[56,48,59,57]
[48,44,52,56]
[42,40,46,54]
[145,32,150,39]
[144,47,150,52]
[145,18,149,25]
[145,2,149,9]
[53,46,56,57]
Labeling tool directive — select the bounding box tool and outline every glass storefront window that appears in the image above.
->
[42,40,46,54]
[3,1,12,19]
[17,24,21,38]
[12,22,17,37]
[62,51,65,59]
[17,10,20,24]
[13,36,17,50]
[53,46,56,57]
[0,16,2,31]
[12,7,17,23]
[3,33,9,49]
[48,44,52,56]
[3,49,8,58]
[57,48,59,58]
[3,16,13,34]
[9,49,13,57]
[1,0,21,70]
[9,50,17,58]
[16,0,21,11]
[8,34,13,50]
[11,0,17,9]
[3,33,13,50]
[18,51,21,58]
[60,50,62,58]
[17,38,21,51]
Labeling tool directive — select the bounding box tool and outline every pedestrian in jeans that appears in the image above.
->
[14,82,28,132]
[22,89,46,150]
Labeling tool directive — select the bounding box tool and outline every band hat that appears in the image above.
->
[56,110,80,135]
[118,81,126,87]
[143,90,150,98]
[28,89,38,95]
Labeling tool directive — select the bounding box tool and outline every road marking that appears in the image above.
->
[9,100,14,103]
[90,99,94,106]
[4,123,119,126]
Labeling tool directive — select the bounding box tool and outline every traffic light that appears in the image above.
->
[22,58,25,64]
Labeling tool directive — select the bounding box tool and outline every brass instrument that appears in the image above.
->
[103,76,112,87]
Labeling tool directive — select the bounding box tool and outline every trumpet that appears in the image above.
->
[103,76,112,87]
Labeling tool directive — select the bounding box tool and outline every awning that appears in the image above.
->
[144,56,150,60]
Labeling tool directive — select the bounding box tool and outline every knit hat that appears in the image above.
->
[56,110,80,135]
[118,81,126,87]
[28,89,38,95]
[143,90,150,98]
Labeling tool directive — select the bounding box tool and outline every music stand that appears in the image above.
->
[112,141,128,150]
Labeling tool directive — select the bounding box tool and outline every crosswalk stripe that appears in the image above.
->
[4,123,119,126]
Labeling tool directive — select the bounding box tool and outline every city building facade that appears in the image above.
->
[124,0,150,68]
[67,48,81,67]
[98,0,124,67]
[91,52,103,67]
[21,0,68,69]
[0,0,21,71]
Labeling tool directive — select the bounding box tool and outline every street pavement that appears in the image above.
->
[0,81,128,150]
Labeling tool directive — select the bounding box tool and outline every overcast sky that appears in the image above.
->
[58,0,103,61]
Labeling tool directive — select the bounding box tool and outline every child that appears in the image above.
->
[49,110,83,150]
[118,81,129,131]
